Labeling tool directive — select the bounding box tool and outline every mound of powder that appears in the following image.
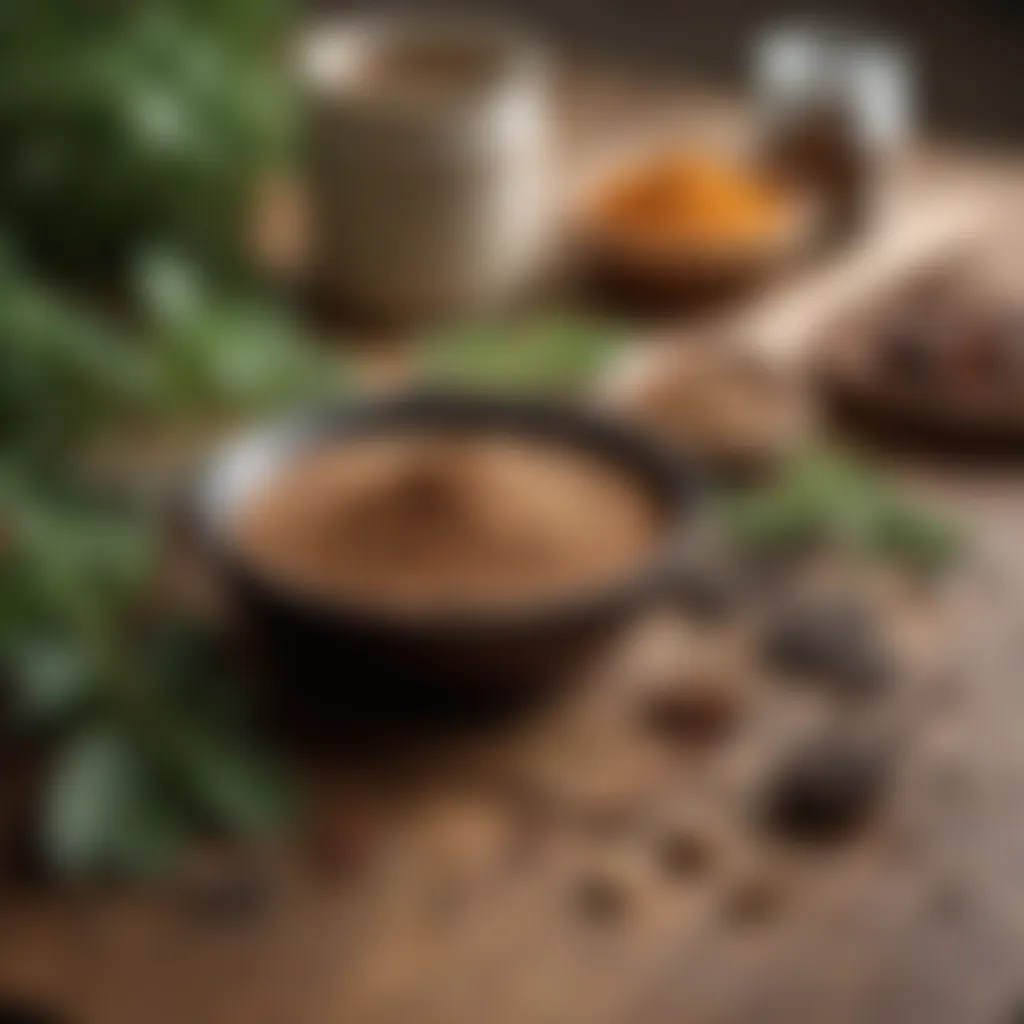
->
[238,433,666,611]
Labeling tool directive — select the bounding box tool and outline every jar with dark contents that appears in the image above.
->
[754,25,913,243]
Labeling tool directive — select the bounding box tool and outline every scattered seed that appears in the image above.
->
[656,827,714,878]
[723,871,786,924]
[572,859,638,923]
[643,680,743,746]
[762,736,890,842]
[573,874,628,921]
[761,596,894,698]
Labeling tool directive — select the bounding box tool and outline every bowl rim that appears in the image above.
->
[194,391,702,638]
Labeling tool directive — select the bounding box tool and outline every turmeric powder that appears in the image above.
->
[593,152,786,249]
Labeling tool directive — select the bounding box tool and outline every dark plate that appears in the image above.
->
[817,301,1024,453]
[195,392,701,726]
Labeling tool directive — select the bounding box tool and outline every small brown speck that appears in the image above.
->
[723,871,786,924]
[572,864,635,922]
[657,828,714,879]
[643,682,742,746]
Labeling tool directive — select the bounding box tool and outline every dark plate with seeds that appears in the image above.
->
[818,275,1024,450]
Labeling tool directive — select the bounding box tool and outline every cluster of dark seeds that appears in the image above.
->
[761,595,894,699]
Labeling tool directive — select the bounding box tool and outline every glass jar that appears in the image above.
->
[754,24,914,241]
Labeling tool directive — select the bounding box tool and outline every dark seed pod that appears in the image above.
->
[761,736,890,842]
[761,596,893,698]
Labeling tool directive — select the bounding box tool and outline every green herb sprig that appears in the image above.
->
[722,448,962,574]
[1,465,297,878]
[0,0,337,878]
[418,312,622,395]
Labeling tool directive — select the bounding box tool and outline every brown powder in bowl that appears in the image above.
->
[236,433,667,613]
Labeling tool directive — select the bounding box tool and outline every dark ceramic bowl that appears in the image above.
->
[196,392,701,724]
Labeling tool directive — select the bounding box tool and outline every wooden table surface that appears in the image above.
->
[3,71,1024,1024]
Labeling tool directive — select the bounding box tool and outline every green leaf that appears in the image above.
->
[134,248,205,326]
[722,447,963,573]
[43,723,139,876]
[164,720,295,836]
[419,313,622,395]
[8,637,93,727]
[43,721,200,878]
[869,497,962,573]
[105,777,190,880]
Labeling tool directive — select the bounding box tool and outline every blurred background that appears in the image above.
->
[326,0,1024,141]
